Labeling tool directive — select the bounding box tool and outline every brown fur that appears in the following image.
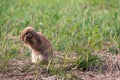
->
[20,27,53,63]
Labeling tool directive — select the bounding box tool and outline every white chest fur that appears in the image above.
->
[31,52,43,63]
[27,45,44,63]
[28,45,50,63]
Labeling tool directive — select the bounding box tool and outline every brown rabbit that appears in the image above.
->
[20,27,53,64]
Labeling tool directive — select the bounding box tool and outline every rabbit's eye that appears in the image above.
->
[26,32,29,35]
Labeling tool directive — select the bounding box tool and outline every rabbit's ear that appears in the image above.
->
[30,30,41,43]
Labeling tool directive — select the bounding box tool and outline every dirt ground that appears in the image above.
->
[0,50,120,80]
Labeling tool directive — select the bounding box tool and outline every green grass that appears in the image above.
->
[0,0,120,79]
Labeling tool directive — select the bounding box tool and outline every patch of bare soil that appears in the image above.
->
[0,50,120,80]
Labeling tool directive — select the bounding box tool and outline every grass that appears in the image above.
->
[0,0,120,79]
